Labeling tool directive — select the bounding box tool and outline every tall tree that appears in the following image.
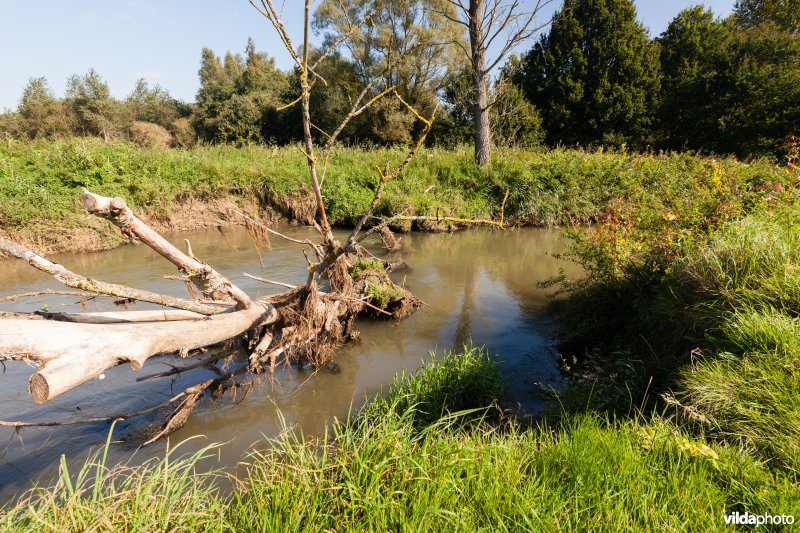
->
[734,0,799,33]
[658,6,733,150]
[438,0,550,165]
[659,6,800,156]
[518,0,660,148]
[194,40,287,143]
[314,0,465,144]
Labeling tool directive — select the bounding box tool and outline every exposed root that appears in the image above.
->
[379,226,403,251]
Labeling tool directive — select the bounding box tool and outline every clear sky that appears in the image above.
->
[0,0,736,111]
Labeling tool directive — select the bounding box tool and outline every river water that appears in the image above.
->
[0,225,577,502]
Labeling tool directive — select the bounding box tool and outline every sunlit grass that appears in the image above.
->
[3,347,798,531]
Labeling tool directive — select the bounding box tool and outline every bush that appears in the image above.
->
[129,121,173,149]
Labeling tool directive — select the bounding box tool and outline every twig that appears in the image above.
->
[244,273,298,290]
[0,290,104,303]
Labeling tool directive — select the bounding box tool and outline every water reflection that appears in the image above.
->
[0,225,578,501]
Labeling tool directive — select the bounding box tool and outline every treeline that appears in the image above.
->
[0,0,798,158]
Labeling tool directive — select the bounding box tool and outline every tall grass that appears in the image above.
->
[3,348,798,531]
[0,138,784,252]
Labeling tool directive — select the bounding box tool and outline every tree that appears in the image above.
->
[436,0,551,165]
[658,6,733,150]
[17,77,72,138]
[717,23,800,155]
[126,78,184,128]
[518,0,660,149]
[194,40,288,144]
[314,0,465,144]
[658,7,800,156]
[65,69,123,140]
[734,0,800,33]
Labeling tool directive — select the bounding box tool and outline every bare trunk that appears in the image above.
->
[473,72,491,166]
[469,0,491,166]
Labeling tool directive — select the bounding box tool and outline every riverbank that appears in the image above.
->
[2,140,799,527]
[3,347,796,531]
[0,138,784,253]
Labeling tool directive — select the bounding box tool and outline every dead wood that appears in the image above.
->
[0,237,224,316]
[81,189,252,309]
[0,302,276,403]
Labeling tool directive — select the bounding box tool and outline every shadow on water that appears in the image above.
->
[0,225,579,502]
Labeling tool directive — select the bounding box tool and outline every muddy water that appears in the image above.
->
[0,226,578,502]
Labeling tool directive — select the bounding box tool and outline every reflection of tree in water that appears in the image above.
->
[403,228,579,332]
[454,260,479,346]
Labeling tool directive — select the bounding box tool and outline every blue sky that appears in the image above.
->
[0,1,736,111]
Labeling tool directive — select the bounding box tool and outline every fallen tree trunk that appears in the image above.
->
[39,310,210,324]
[0,302,276,403]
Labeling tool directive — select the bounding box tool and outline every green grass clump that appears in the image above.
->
[4,347,797,531]
[0,431,227,532]
[349,258,384,278]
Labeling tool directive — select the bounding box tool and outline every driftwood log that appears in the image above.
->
[0,188,419,427]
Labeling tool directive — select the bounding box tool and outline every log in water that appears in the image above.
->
[0,225,578,502]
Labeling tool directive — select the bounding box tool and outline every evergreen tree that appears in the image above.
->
[518,0,660,148]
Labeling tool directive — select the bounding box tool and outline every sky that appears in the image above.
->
[0,0,736,111]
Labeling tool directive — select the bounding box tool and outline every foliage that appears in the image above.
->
[65,69,128,140]
[659,10,800,157]
[517,0,661,149]
[657,7,734,152]
[734,0,800,32]
[552,134,800,472]
[193,39,289,144]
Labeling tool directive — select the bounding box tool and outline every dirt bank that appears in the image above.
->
[0,194,285,255]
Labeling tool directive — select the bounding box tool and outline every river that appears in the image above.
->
[0,225,578,502]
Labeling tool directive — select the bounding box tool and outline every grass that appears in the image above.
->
[552,156,800,486]
[2,139,799,528]
[3,347,797,531]
[0,138,785,252]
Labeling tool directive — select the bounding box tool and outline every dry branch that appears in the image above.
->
[81,189,252,309]
[0,237,224,316]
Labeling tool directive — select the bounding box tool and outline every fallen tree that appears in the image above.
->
[0,1,500,441]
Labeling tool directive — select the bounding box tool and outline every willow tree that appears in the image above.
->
[314,0,465,143]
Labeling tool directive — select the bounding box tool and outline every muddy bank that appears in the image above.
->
[0,194,286,255]
[0,190,470,255]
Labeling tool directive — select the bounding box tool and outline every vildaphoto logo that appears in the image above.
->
[724,511,795,526]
